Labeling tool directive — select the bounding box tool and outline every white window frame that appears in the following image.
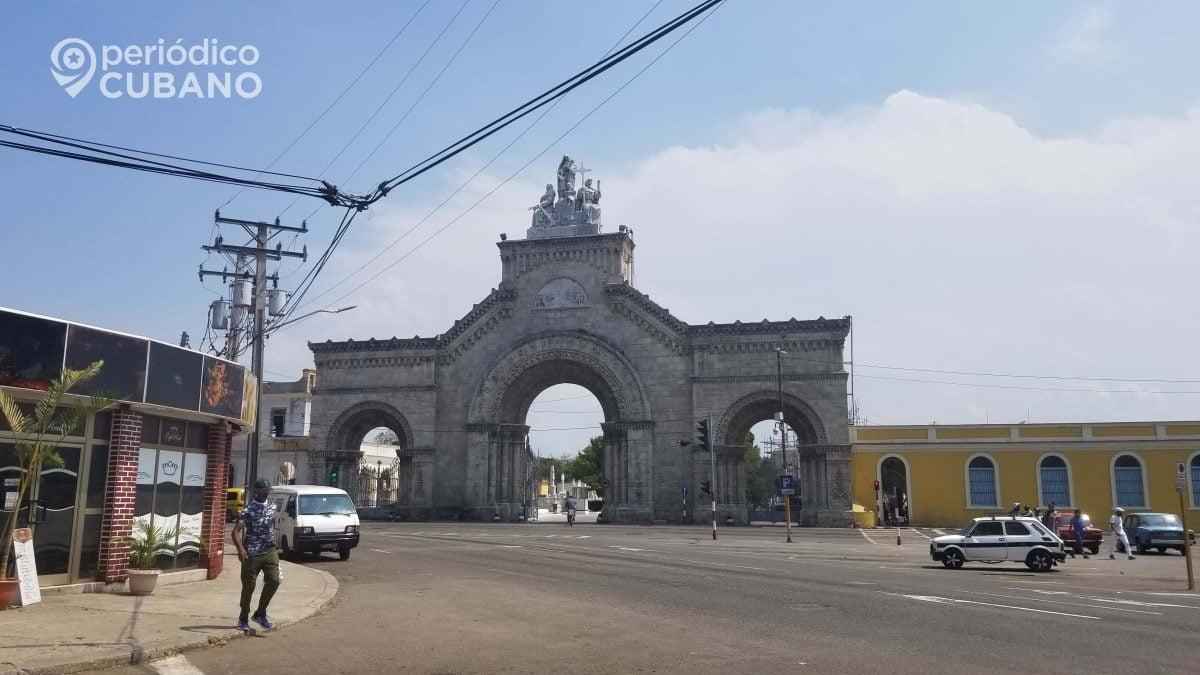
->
[964,452,1000,509]
[1110,452,1149,510]
[1035,452,1074,509]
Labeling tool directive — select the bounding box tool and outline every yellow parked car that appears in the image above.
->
[226,488,246,522]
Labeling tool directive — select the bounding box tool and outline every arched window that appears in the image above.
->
[967,455,997,507]
[1190,454,1200,509]
[1038,455,1071,507]
[1113,454,1146,508]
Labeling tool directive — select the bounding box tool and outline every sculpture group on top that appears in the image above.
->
[529,155,602,231]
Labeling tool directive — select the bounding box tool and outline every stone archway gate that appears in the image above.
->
[308,168,854,524]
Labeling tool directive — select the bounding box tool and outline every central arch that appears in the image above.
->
[466,331,655,522]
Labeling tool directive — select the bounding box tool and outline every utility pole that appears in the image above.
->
[777,347,793,542]
[200,212,307,488]
[708,414,716,541]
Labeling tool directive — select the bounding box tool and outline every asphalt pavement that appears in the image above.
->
[99,521,1200,674]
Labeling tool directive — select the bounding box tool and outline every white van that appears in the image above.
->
[267,485,361,560]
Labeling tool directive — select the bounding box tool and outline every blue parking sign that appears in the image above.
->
[778,474,795,495]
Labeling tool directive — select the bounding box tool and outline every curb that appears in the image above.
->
[17,563,339,675]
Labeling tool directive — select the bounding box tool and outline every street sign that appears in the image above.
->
[1178,462,1188,492]
[779,474,795,495]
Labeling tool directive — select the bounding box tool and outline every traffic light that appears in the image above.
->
[873,480,880,492]
[696,419,710,449]
[700,479,711,496]
[329,466,339,487]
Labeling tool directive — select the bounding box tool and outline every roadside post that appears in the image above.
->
[780,474,795,543]
[1177,462,1194,590]
[681,485,688,524]
[894,487,902,546]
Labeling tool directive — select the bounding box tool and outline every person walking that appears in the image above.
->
[232,477,281,631]
[1070,508,1089,559]
[1108,507,1135,560]
[1042,503,1057,529]
[564,494,577,526]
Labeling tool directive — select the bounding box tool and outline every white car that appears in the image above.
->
[930,516,1067,572]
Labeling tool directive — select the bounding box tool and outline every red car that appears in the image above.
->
[1053,513,1102,555]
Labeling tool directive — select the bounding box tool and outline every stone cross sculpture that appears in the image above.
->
[529,155,604,233]
[575,178,601,225]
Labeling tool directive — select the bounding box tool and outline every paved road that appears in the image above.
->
[116,522,1200,674]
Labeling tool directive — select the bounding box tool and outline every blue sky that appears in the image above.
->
[4,2,1200,456]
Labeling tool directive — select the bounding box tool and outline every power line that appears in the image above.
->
[0,125,369,207]
[219,0,433,210]
[291,0,723,317]
[287,0,668,313]
[370,0,724,199]
[290,0,473,212]
[303,0,501,220]
[777,350,1200,386]
[856,372,1200,395]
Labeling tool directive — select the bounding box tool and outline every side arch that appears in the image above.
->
[324,400,415,452]
[714,390,828,446]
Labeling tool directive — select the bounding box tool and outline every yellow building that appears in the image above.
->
[851,422,1200,527]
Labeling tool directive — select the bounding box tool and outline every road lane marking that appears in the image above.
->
[151,655,205,674]
[1008,588,1200,609]
[961,590,1160,615]
[369,548,394,554]
[878,592,1099,619]
[909,528,932,540]
[932,529,946,536]
[860,530,880,545]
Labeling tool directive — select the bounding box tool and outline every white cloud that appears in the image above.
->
[1054,6,1115,60]
[267,91,1200,451]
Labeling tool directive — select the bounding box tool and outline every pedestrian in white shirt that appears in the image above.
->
[1109,507,1135,560]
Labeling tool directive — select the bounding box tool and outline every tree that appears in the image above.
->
[1,360,114,580]
[372,429,399,445]
[743,432,777,510]
[563,435,604,498]
[535,456,567,480]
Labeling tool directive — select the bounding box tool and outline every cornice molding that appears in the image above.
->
[314,385,436,396]
[689,316,851,339]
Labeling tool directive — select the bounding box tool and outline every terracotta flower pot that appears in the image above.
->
[0,578,19,610]
[126,569,160,596]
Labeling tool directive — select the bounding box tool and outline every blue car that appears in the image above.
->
[1122,512,1196,555]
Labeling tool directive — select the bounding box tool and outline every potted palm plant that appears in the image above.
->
[0,361,113,610]
[123,519,195,596]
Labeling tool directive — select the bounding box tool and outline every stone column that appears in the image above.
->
[97,406,140,584]
[603,421,654,523]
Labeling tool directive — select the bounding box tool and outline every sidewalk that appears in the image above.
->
[0,553,338,675]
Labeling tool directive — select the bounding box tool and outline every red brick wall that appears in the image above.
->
[97,406,140,583]
[200,423,230,579]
